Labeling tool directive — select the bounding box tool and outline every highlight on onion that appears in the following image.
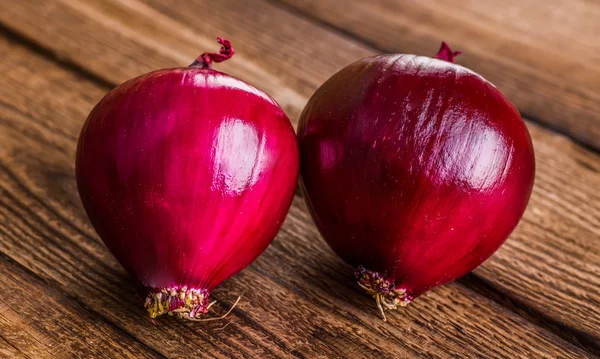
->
[76,38,299,320]
[298,42,535,320]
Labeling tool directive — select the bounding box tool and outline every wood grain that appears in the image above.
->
[276,0,600,150]
[0,32,596,358]
[0,256,162,359]
[4,0,595,343]
[0,0,598,357]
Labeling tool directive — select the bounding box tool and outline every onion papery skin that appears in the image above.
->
[76,46,299,319]
[298,50,535,317]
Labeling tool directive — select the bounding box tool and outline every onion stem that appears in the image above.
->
[190,37,234,69]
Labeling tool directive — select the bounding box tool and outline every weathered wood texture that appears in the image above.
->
[0,0,598,358]
[0,256,161,359]
[2,34,593,359]
[277,0,600,150]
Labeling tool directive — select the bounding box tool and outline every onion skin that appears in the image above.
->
[298,43,535,319]
[76,38,299,319]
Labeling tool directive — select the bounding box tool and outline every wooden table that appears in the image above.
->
[1,1,598,358]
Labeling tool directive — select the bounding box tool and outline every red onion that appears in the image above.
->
[76,38,299,319]
[298,42,535,320]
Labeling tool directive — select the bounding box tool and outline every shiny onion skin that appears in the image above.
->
[76,38,299,319]
[298,43,535,320]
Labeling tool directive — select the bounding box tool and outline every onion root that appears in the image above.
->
[355,266,409,321]
[144,286,210,319]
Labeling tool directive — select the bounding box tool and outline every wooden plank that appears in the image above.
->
[0,34,595,359]
[0,256,161,359]
[0,0,309,121]
[276,0,600,150]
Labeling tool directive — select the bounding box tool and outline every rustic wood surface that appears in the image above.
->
[0,1,598,358]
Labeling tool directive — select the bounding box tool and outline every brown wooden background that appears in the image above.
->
[0,1,599,358]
